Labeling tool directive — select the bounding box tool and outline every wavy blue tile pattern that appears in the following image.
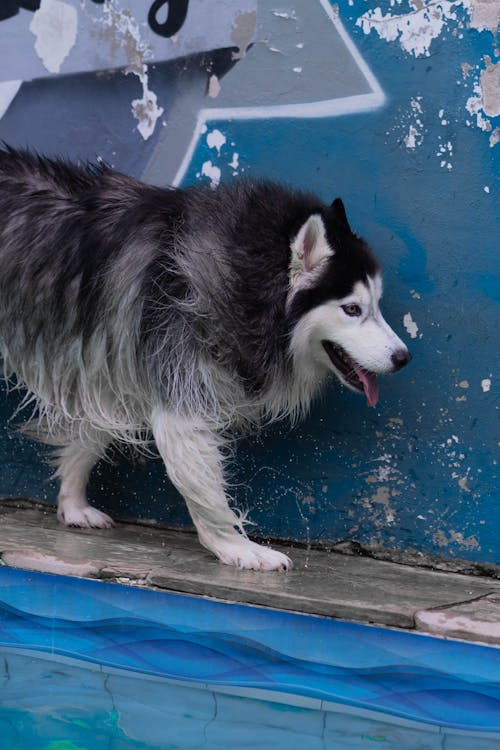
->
[0,567,499,733]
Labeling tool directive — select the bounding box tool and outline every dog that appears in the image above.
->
[0,146,411,571]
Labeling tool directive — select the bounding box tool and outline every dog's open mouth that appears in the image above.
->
[322,341,379,407]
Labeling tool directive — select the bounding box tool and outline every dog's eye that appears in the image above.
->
[341,304,362,317]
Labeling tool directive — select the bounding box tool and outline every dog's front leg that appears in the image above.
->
[151,410,292,571]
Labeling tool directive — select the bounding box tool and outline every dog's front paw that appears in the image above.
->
[58,504,114,529]
[213,538,292,571]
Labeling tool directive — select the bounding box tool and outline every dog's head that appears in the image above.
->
[287,198,411,407]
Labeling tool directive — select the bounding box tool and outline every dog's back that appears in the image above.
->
[0,149,313,435]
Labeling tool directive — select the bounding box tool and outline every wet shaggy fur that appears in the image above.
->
[0,146,407,571]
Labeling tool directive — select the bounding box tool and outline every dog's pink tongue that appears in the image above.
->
[353,364,379,407]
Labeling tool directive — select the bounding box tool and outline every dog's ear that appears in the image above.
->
[290,214,333,273]
[331,198,351,232]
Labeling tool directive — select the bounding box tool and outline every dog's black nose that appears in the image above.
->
[391,349,412,371]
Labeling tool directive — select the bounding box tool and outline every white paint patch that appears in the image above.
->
[356,1,465,58]
[206,129,226,155]
[208,74,221,98]
[466,83,488,129]
[0,80,22,120]
[490,128,500,147]
[403,312,419,339]
[29,0,77,74]
[131,80,164,140]
[272,10,298,20]
[397,97,425,149]
[201,160,221,188]
[229,152,240,170]
[404,124,418,149]
[293,66,303,73]
[436,138,454,169]
[481,378,491,392]
[484,186,490,193]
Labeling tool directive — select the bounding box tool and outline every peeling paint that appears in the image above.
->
[457,379,470,388]
[271,10,298,21]
[403,312,419,338]
[481,56,500,118]
[29,0,77,74]
[481,378,492,392]
[231,10,257,60]
[490,127,500,146]
[131,81,164,141]
[404,124,419,148]
[355,1,499,149]
[92,1,163,141]
[200,160,221,188]
[468,0,500,34]
[461,62,473,78]
[206,129,227,155]
[370,486,396,524]
[356,1,468,59]
[208,74,221,99]
[228,152,240,172]
[465,57,500,141]
[433,528,480,550]
[458,475,472,492]
[437,138,454,168]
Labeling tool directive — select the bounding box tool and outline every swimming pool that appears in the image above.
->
[1,567,499,748]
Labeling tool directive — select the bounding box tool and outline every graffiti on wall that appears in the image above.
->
[0,0,384,180]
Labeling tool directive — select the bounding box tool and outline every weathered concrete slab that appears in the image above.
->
[2,500,500,639]
[416,595,500,644]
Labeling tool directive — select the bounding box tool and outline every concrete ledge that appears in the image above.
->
[1,498,500,642]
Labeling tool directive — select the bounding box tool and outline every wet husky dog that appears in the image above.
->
[0,147,411,570]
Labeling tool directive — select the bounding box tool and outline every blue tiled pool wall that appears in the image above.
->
[1,567,500,734]
[2,649,498,750]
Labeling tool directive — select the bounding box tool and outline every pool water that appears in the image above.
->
[2,568,500,749]
[1,649,498,750]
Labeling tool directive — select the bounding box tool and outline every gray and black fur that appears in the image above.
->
[0,146,409,570]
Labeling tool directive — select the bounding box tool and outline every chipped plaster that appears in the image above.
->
[356,1,499,147]
[468,0,500,34]
[29,0,77,74]
[356,1,468,59]
[206,129,227,155]
[200,160,221,188]
[91,1,163,140]
[403,312,419,338]
[481,56,500,118]
[231,10,257,60]
[481,378,492,392]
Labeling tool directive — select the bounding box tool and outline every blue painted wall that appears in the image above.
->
[0,1,498,563]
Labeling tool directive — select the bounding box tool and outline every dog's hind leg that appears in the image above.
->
[151,409,292,571]
[55,437,114,529]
